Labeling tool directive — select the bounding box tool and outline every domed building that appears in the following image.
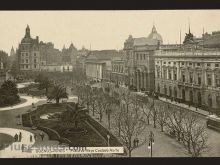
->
[122,25,163,93]
[147,25,163,45]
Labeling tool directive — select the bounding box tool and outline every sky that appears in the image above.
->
[1,10,220,54]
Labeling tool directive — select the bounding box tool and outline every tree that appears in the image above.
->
[181,112,209,157]
[47,84,68,104]
[95,90,110,122]
[35,74,52,96]
[90,87,99,116]
[156,102,168,132]
[166,106,187,141]
[150,100,159,128]
[10,60,19,79]
[112,104,122,137]
[114,106,146,157]
[140,98,153,125]
[62,103,88,129]
[0,80,20,106]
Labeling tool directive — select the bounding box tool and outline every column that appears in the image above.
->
[144,72,147,90]
[140,72,143,89]
[212,72,216,87]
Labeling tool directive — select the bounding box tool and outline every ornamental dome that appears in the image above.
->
[147,25,163,44]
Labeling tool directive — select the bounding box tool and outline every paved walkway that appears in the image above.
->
[0,127,35,158]
[0,95,45,111]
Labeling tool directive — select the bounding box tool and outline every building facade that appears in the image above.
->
[123,25,162,93]
[154,49,220,113]
[18,25,41,71]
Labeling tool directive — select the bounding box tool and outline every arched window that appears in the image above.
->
[174,87,177,98]
[197,92,202,106]
[169,86,172,97]
[164,85,167,95]
[182,89,185,101]
[190,90,193,104]
[157,84,160,93]
[208,94,212,107]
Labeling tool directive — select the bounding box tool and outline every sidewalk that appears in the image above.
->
[88,109,187,157]
[158,97,209,116]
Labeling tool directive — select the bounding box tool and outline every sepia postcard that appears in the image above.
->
[0,10,220,158]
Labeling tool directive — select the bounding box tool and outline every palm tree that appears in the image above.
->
[47,84,68,104]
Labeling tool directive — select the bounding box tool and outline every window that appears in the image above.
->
[163,69,167,79]
[34,64,37,68]
[137,54,139,60]
[168,62,171,64]
[182,74,185,82]
[21,59,24,63]
[164,62,166,64]
[207,74,212,86]
[198,74,201,85]
[215,64,219,67]
[26,65,28,69]
[34,59,37,63]
[207,63,211,67]
[215,75,220,87]
[26,53,28,56]
[140,54,142,60]
[174,71,177,80]
[174,62,176,65]
[182,62,184,65]
[168,70,172,80]
[190,73,193,83]
[189,63,192,66]
[26,59,28,63]
[197,63,201,66]
[157,68,160,78]
[34,53,37,56]
[144,54,146,60]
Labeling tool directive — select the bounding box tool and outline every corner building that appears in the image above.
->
[123,25,163,93]
[155,49,220,114]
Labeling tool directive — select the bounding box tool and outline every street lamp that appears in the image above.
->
[107,134,110,147]
[148,131,154,157]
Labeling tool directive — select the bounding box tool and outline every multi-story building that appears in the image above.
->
[85,50,121,82]
[155,48,220,114]
[18,25,41,71]
[61,43,78,67]
[155,30,220,114]
[123,25,163,93]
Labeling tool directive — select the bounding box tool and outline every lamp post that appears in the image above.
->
[148,131,154,157]
[107,134,110,147]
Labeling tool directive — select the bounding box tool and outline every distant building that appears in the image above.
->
[61,43,78,67]
[18,25,41,71]
[85,50,121,81]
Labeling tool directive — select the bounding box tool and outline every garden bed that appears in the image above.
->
[21,102,117,147]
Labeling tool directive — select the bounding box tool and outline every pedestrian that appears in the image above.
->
[19,132,22,142]
[14,133,18,142]
[34,134,37,141]
[39,132,45,141]
[30,135,33,142]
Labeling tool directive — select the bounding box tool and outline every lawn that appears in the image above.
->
[22,103,109,147]
[0,133,14,150]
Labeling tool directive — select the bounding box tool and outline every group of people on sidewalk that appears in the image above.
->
[14,131,45,143]
[14,132,22,142]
